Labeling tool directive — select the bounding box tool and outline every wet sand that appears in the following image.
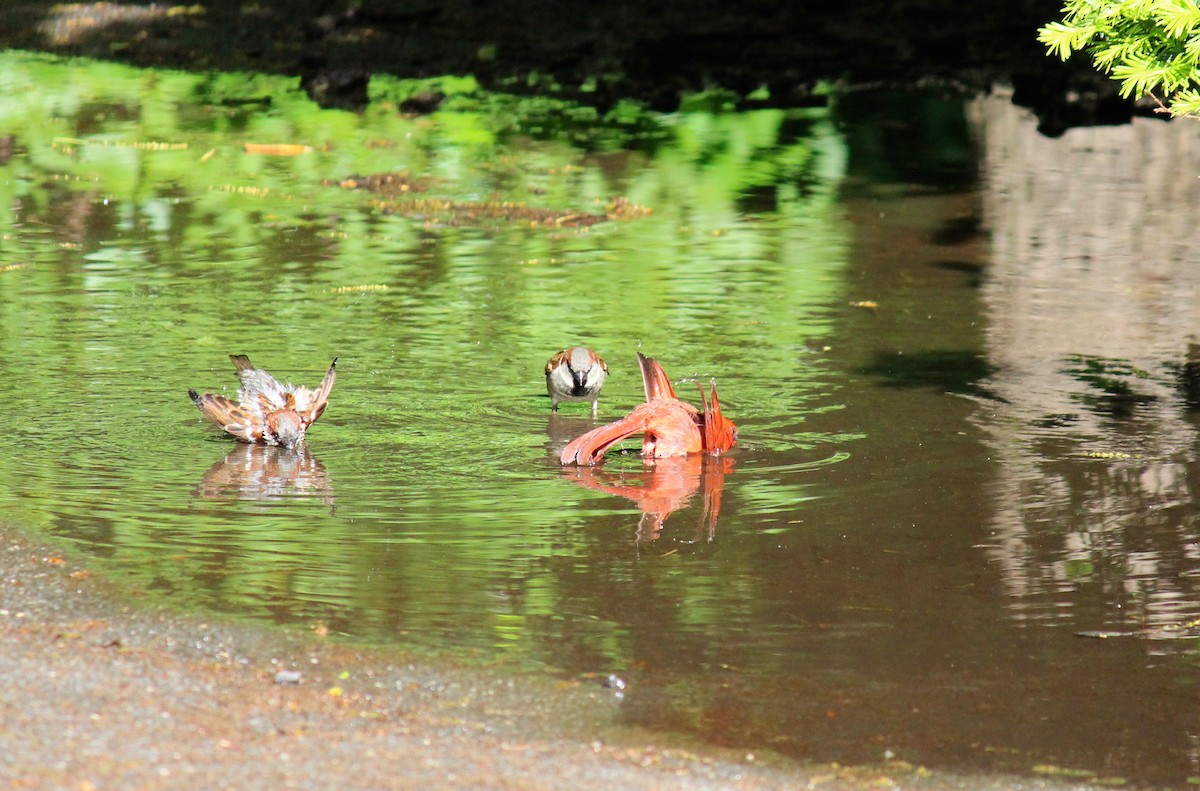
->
[0,527,1109,790]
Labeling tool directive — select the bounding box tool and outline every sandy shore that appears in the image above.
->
[0,527,1103,790]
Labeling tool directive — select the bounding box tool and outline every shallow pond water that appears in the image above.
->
[2,52,1199,785]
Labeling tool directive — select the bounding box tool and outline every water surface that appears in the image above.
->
[1,53,1198,785]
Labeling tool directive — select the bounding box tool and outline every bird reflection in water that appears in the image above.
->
[564,455,733,543]
[194,443,336,513]
[545,412,601,460]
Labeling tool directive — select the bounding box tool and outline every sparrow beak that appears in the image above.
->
[572,369,589,393]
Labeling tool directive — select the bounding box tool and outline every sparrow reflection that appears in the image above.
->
[194,443,335,512]
[564,455,733,543]
[545,412,602,459]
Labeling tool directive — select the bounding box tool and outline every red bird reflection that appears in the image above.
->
[560,352,737,466]
[565,455,734,542]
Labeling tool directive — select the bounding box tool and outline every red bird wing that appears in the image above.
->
[560,401,701,465]
[560,405,656,465]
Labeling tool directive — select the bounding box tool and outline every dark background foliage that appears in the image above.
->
[0,0,1139,134]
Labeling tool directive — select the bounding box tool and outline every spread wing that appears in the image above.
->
[295,357,337,428]
[189,389,266,443]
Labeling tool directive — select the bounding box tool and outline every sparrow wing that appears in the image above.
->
[545,349,569,378]
[253,392,280,416]
[299,358,337,427]
[637,352,677,401]
[189,390,266,443]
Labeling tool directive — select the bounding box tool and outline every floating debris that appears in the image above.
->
[1077,616,1200,640]
[327,172,431,196]
[369,196,651,229]
[1077,450,1137,460]
[53,137,189,151]
[210,184,271,198]
[273,670,303,685]
[242,143,313,156]
[327,284,389,294]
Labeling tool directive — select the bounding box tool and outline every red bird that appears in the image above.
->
[189,355,337,449]
[560,353,737,466]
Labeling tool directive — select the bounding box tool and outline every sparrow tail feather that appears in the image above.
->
[229,354,254,372]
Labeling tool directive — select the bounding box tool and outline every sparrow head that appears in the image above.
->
[565,346,607,396]
[267,410,306,449]
[546,347,609,405]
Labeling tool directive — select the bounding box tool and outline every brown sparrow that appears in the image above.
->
[189,355,337,449]
[545,346,608,416]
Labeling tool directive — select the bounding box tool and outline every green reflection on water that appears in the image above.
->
[0,51,850,663]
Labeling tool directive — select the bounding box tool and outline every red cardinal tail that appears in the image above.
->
[637,352,676,401]
[560,410,653,466]
[698,380,738,454]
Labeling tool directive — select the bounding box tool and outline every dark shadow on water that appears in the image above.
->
[1062,355,1159,420]
[859,349,996,396]
[1172,343,1200,411]
[933,259,986,288]
[930,214,984,246]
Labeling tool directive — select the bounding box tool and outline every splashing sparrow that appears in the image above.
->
[189,355,337,449]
